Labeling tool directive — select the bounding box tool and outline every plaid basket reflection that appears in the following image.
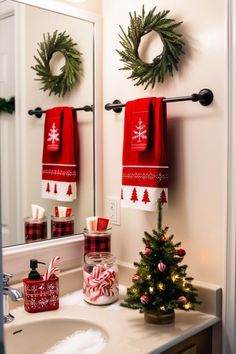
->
[84,229,111,256]
[51,216,74,238]
[25,217,47,243]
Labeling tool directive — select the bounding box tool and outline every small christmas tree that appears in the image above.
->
[121,199,200,322]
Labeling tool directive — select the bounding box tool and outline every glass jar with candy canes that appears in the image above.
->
[83,252,119,305]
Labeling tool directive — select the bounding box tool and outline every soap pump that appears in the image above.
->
[28,259,46,280]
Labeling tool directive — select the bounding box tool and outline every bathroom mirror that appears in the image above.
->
[0,0,102,248]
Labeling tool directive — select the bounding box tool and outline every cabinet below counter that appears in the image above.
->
[162,327,212,354]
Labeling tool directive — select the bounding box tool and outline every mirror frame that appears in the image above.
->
[3,0,102,275]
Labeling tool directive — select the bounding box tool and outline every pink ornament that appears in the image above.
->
[144,247,151,255]
[132,274,140,281]
[140,295,149,304]
[178,295,187,304]
[161,236,167,241]
[157,262,166,272]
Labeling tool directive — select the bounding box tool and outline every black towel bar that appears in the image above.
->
[104,88,214,113]
[28,105,93,118]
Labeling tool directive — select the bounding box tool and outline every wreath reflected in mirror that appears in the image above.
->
[0,97,15,114]
[31,30,82,97]
[116,6,185,89]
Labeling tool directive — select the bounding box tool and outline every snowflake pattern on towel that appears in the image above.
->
[47,122,60,144]
[132,117,147,143]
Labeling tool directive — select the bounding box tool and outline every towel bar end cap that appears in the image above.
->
[198,88,214,106]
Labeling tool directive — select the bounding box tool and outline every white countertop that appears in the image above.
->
[6,285,220,354]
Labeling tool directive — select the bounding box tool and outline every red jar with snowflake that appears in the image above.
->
[23,275,59,313]
[83,252,119,305]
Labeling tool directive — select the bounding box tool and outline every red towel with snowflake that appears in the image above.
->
[42,107,79,201]
[121,97,168,211]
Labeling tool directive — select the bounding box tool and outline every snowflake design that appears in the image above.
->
[123,172,168,181]
[27,284,43,295]
[28,298,38,308]
[132,117,147,142]
[38,298,49,307]
[49,295,59,305]
[43,168,76,177]
[46,283,58,296]
[47,123,60,144]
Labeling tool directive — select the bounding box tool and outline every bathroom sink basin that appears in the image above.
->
[4,317,107,354]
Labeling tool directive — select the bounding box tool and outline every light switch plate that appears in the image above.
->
[107,196,121,225]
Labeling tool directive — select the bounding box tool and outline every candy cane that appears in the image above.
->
[85,265,117,301]
[43,256,60,280]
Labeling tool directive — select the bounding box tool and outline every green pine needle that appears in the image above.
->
[31,30,83,97]
[116,5,185,89]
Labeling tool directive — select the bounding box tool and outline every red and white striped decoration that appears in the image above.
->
[157,261,166,272]
[84,264,117,302]
[43,256,60,281]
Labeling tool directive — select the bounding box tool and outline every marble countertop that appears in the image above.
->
[6,285,220,354]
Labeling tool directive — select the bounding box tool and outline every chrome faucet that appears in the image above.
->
[3,273,23,323]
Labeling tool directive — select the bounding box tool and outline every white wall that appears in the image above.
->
[102,0,228,287]
[58,0,102,15]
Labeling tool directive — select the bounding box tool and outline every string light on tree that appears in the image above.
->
[157,282,165,291]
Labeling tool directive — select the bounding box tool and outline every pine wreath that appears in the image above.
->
[31,30,82,97]
[116,6,185,89]
[0,97,15,114]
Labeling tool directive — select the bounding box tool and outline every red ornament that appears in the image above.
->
[178,295,187,304]
[132,274,140,281]
[157,262,166,272]
[146,241,150,248]
[140,295,149,304]
[144,248,151,255]
[161,235,167,241]
[177,248,186,257]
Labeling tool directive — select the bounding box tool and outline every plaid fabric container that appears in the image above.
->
[23,275,59,313]
[25,217,47,243]
[51,216,74,238]
[84,228,111,256]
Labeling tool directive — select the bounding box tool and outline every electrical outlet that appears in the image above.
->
[107,196,121,225]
